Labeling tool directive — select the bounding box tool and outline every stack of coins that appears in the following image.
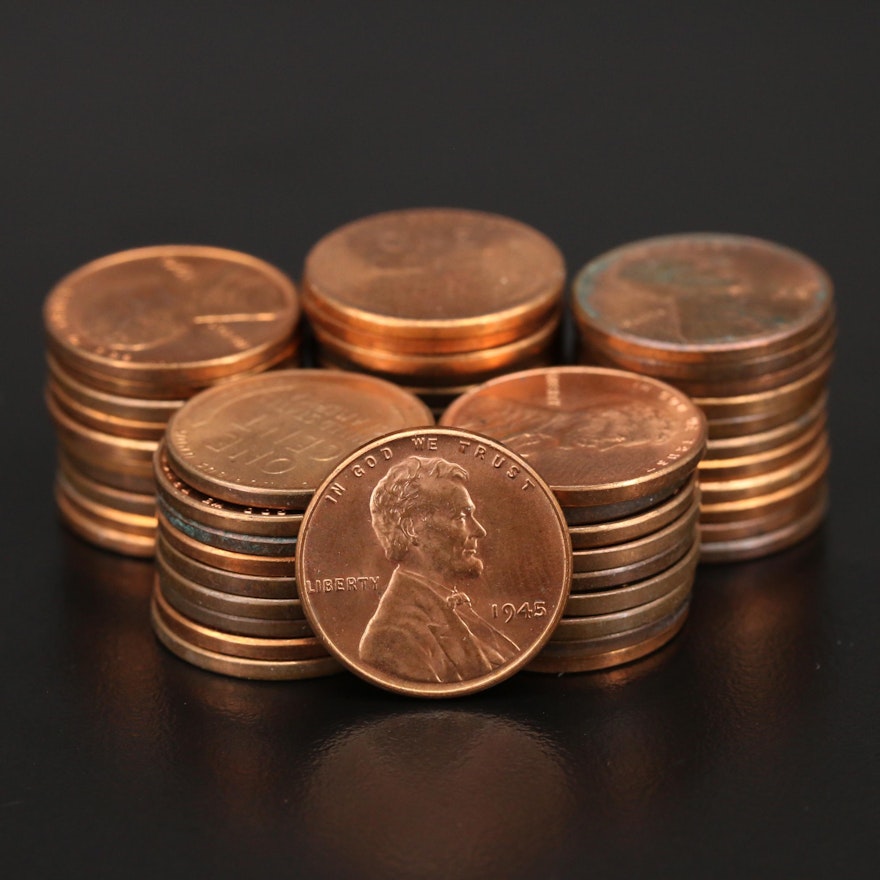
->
[572,234,834,562]
[440,366,707,672]
[44,245,301,557]
[151,369,435,680]
[301,208,566,414]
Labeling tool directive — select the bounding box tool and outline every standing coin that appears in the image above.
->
[296,427,572,697]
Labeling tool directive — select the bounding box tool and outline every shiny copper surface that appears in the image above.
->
[55,473,156,537]
[58,452,156,518]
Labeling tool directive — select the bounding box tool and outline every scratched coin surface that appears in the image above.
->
[165,369,434,509]
[573,233,833,362]
[44,245,299,387]
[296,427,572,697]
[441,366,706,507]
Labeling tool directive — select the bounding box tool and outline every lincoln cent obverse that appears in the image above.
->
[297,428,572,697]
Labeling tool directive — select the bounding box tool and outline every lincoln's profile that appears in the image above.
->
[359,456,519,682]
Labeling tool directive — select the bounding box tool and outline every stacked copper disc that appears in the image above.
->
[572,234,834,563]
[441,366,707,672]
[43,245,301,557]
[151,369,435,680]
[301,208,566,414]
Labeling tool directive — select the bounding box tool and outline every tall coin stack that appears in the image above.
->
[301,208,566,414]
[151,369,435,680]
[441,367,707,672]
[572,234,834,562]
[44,245,301,557]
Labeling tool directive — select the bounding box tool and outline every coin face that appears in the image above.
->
[441,366,706,507]
[573,234,832,360]
[44,245,299,384]
[296,427,572,697]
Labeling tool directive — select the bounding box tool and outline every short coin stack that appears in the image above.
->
[572,234,834,562]
[151,369,435,680]
[301,208,566,414]
[44,245,301,557]
[441,366,707,672]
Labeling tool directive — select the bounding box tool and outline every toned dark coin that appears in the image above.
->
[297,427,572,697]
[573,234,833,362]
[155,443,303,538]
[152,597,341,680]
[565,541,698,617]
[153,589,325,662]
[59,452,156,517]
[165,369,434,509]
[156,547,303,620]
[441,366,706,508]
[526,600,689,674]
[568,475,698,550]
[571,496,699,573]
[156,532,297,600]
[56,486,155,557]
[44,245,300,387]
[302,208,566,350]
[158,511,294,577]
[56,473,156,538]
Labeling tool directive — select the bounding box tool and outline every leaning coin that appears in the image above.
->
[296,427,572,697]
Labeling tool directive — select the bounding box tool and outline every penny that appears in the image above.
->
[440,366,706,508]
[156,532,298,600]
[165,369,434,509]
[572,233,833,363]
[59,452,156,517]
[155,443,303,539]
[59,446,157,495]
[302,208,565,348]
[157,497,299,557]
[158,511,294,577]
[565,540,698,617]
[56,473,157,538]
[568,475,698,549]
[570,527,694,592]
[152,589,325,662]
[555,570,692,640]
[526,600,690,674]
[44,244,300,388]
[297,427,572,698]
[152,598,341,680]
[703,397,822,440]
[56,486,155,557]
[157,580,313,639]
[156,550,304,620]
[572,497,699,573]
[699,493,828,563]
[562,480,689,525]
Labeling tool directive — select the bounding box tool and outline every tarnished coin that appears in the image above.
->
[302,208,565,350]
[441,366,706,508]
[297,427,572,697]
[44,245,300,389]
[165,369,434,509]
[573,233,833,363]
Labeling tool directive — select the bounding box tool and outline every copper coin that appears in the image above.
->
[56,473,156,538]
[156,532,297,600]
[441,366,706,508]
[297,427,572,698]
[703,395,823,440]
[158,511,294,577]
[570,528,695,592]
[156,550,303,620]
[699,493,828,563]
[568,475,698,550]
[44,244,300,387]
[59,452,156,518]
[565,540,698,617]
[562,479,690,525]
[165,369,434,509]
[56,486,155,557]
[157,580,313,639]
[153,589,324,662]
[152,598,341,680]
[302,208,565,349]
[526,600,689,674]
[572,496,699,573]
[572,233,833,362]
[59,446,157,496]
[155,443,302,539]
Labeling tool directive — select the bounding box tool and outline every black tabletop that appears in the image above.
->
[2,5,878,878]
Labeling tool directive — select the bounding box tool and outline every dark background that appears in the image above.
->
[2,3,878,877]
